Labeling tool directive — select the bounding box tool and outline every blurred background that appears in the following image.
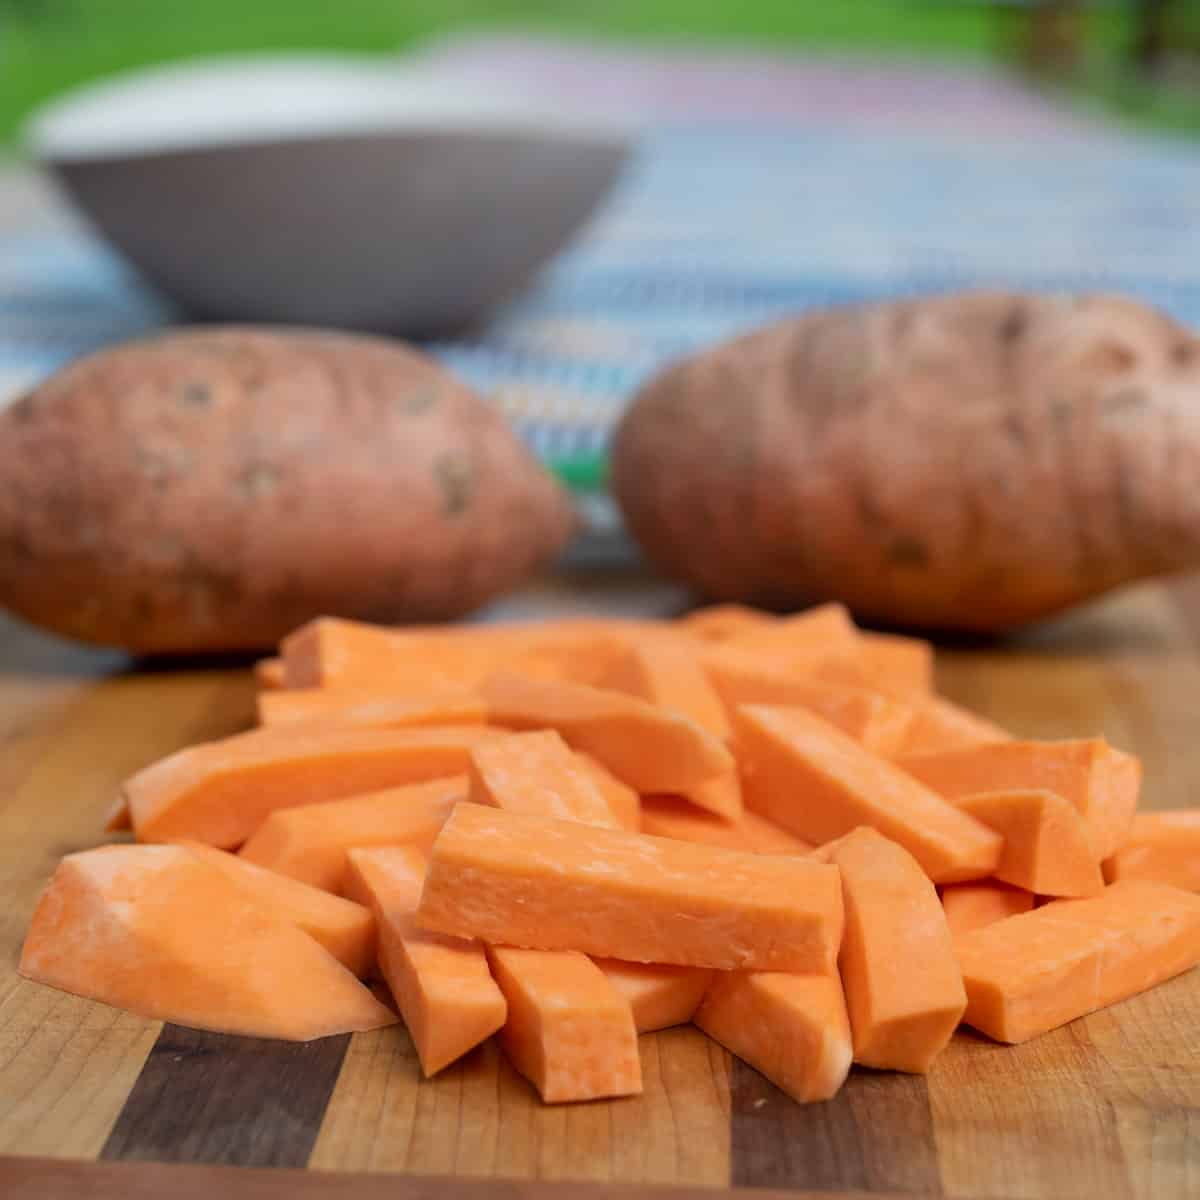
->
[2,1,1200,515]
[1,0,1199,641]
[2,1,1199,140]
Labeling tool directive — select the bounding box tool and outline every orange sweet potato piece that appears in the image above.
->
[280,617,654,691]
[806,636,934,704]
[1104,811,1200,891]
[124,724,495,848]
[941,881,1034,939]
[19,845,395,1040]
[601,638,743,818]
[342,847,506,1076]
[733,705,1001,884]
[900,699,1013,756]
[280,618,505,690]
[257,688,485,730]
[677,604,774,642]
[898,739,1140,861]
[487,946,642,1102]
[418,802,843,973]
[675,773,743,821]
[602,638,731,739]
[181,842,375,975]
[698,639,855,699]
[254,657,286,691]
[495,619,673,687]
[639,795,812,854]
[897,697,1013,756]
[667,772,739,820]
[592,959,714,1032]
[238,776,466,892]
[695,969,852,1104]
[953,790,1103,898]
[855,632,934,697]
[724,603,859,660]
[482,672,733,796]
[705,659,914,758]
[575,754,641,831]
[468,730,618,828]
[830,828,965,1073]
[956,880,1200,1044]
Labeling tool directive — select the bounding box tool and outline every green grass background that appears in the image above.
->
[1,1,1196,143]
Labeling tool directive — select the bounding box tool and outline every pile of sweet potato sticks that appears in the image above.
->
[21,604,1200,1104]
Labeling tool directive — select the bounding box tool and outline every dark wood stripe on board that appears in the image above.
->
[100,1026,350,1167]
[731,1060,944,1194]
[3,1155,937,1200]
[10,1155,595,1200]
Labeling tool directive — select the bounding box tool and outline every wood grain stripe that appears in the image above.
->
[926,1027,1136,1200]
[731,1060,943,1193]
[311,1024,732,1185]
[2,1154,907,1200]
[101,1026,351,1167]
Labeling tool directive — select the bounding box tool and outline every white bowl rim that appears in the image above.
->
[25,51,634,162]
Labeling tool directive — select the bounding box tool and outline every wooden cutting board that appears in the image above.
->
[3,574,1200,1200]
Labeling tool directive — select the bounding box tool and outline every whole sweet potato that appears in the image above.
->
[612,293,1200,632]
[0,327,573,652]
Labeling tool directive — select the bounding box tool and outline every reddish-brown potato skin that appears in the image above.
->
[0,327,573,652]
[612,293,1200,633]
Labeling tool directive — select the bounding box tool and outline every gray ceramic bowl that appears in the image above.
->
[26,57,630,337]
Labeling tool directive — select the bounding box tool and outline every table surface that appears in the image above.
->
[2,569,1200,1199]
